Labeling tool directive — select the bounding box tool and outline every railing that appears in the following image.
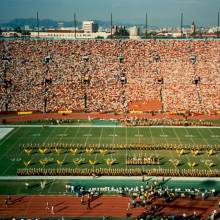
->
[1,36,220,41]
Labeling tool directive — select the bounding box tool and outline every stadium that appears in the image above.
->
[0,36,220,219]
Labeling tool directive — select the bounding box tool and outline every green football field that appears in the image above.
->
[0,125,219,176]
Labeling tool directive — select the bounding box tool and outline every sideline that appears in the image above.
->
[0,176,220,181]
[0,125,219,128]
[0,124,122,128]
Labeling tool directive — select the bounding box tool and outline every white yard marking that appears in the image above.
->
[160,134,168,137]
[135,134,143,137]
[108,134,118,137]
[99,128,103,147]
[211,135,219,138]
[185,135,194,138]
[84,128,92,146]
[83,134,92,137]
[94,128,104,162]
[2,127,40,175]
[195,129,209,145]
[149,128,154,143]
[58,134,67,137]
[32,133,40,137]
[126,127,128,170]
[0,128,14,140]
[207,129,220,143]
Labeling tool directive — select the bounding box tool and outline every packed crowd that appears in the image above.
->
[0,39,219,113]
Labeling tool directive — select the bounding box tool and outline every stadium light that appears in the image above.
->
[37,12,40,38]
[1,55,10,61]
[153,54,160,62]
[189,54,196,64]
[118,54,124,63]
[44,55,51,64]
[145,12,148,38]
[193,76,201,85]
[217,11,220,38]
[120,72,126,84]
[157,76,163,84]
[82,55,89,62]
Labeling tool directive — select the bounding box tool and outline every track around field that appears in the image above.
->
[1,112,220,124]
[0,195,219,219]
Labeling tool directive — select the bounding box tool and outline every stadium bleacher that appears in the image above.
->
[0,39,219,114]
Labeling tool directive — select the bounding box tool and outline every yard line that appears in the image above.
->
[126,126,128,170]
[112,127,116,145]
[183,127,196,145]
[172,127,196,173]
[148,127,154,144]
[72,129,87,163]
[125,127,128,146]
[111,127,116,160]
[70,127,81,146]
[160,127,168,143]
[138,127,140,144]
[27,127,61,168]
[94,127,104,162]
[195,128,209,145]
[84,128,95,168]
[56,127,70,145]
[207,128,220,144]
[98,127,103,147]
[159,127,171,169]
[2,127,48,175]
[81,127,93,166]
[204,129,220,167]
[182,128,200,169]
[47,178,56,194]
[84,127,92,146]
[146,127,160,170]
[140,128,143,173]
[61,128,75,161]
[172,127,182,144]
[171,127,191,167]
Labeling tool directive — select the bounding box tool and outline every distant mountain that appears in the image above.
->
[0,18,159,30]
[182,25,191,28]
[0,18,81,29]
[94,19,159,29]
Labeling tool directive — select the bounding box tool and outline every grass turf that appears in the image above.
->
[0,126,219,176]
[0,178,220,195]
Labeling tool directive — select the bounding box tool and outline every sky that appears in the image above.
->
[0,0,220,27]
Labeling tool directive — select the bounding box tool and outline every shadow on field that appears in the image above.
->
[200,180,218,188]
[11,196,26,204]
[56,205,68,213]
[29,183,39,190]
[55,201,65,207]
[92,202,102,209]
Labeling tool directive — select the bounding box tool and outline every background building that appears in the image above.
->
[83,21,98,33]
[191,21,196,34]
[30,30,110,39]
[129,26,140,39]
